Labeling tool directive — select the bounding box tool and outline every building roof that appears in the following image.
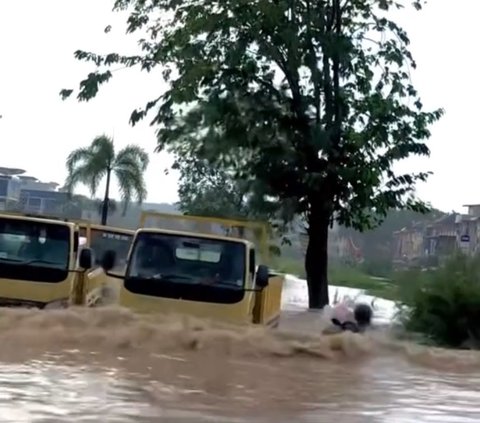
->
[0,167,25,176]
[433,213,458,226]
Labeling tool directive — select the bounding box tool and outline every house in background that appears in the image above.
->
[0,167,68,216]
[463,204,480,217]
[392,225,424,263]
[0,167,24,210]
[327,222,363,264]
[424,213,458,258]
[454,204,480,256]
[393,204,480,268]
[18,189,69,215]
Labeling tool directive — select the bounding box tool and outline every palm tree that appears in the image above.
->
[65,135,149,225]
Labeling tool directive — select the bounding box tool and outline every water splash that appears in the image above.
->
[0,276,476,421]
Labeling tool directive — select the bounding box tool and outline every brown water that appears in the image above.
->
[0,279,479,422]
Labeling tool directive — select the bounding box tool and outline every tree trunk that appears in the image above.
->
[305,209,330,309]
[100,168,111,226]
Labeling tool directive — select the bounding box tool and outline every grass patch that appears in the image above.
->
[328,265,398,301]
[270,257,306,278]
[271,256,399,301]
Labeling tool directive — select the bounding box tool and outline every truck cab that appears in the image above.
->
[0,213,95,308]
[100,227,283,326]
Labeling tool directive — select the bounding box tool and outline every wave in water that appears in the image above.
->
[0,305,476,374]
[0,306,371,359]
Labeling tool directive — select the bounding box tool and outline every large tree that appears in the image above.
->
[61,0,443,308]
[65,135,149,225]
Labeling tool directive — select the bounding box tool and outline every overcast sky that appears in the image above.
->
[0,1,475,213]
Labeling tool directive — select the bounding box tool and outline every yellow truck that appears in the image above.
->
[75,223,134,306]
[77,223,134,272]
[99,212,284,327]
[0,213,98,308]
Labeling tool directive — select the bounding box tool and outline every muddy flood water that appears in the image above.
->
[0,277,479,422]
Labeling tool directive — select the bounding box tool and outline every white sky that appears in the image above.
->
[0,1,475,213]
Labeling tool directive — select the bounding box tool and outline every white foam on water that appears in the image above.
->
[281,274,397,325]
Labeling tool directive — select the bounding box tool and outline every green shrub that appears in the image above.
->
[397,253,480,348]
[270,257,398,300]
[328,264,398,300]
[360,258,393,278]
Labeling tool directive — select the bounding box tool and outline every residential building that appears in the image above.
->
[0,167,68,215]
[0,175,22,210]
[424,213,458,257]
[18,189,69,215]
[392,226,424,262]
[463,204,480,217]
[393,206,480,268]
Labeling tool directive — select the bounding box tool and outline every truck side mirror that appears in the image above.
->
[255,264,269,289]
[78,247,94,269]
[101,250,117,272]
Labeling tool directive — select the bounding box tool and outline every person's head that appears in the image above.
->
[354,303,373,327]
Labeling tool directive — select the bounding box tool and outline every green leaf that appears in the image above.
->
[77,71,113,102]
[59,89,73,100]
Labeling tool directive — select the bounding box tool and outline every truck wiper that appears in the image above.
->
[139,273,193,282]
[0,257,23,263]
[0,258,63,266]
[159,273,193,280]
[21,259,63,266]
[217,282,242,289]
[198,279,242,289]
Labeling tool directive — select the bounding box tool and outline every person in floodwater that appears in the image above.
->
[354,303,373,330]
[329,302,373,334]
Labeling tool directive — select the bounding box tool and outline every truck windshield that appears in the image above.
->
[90,229,132,272]
[0,218,70,270]
[128,233,246,288]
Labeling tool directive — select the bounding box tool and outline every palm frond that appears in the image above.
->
[66,147,92,174]
[115,166,147,214]
[115,144,149,172]
[64,165,94,195]
[115,166,147,201]
[113,144,149,214]
[117,176,133,215]
[66,161,106,197]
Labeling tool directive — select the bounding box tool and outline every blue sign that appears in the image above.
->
[461,235,470,242]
